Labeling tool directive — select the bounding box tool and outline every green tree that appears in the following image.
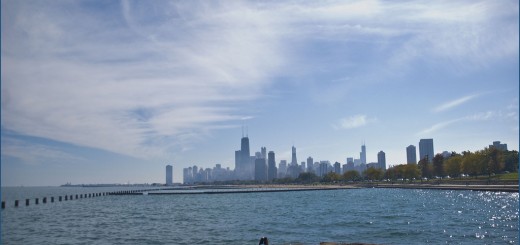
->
[296,172,320,184]
[432,154,444,177]
[418,157,432,178]
[486,147,502,176]
[384,167,397,180]
[444,155,462,177]
[343,170,361,181]
[403,164,420,180]
[503,150,519,172]
[461,152,478,176]
[364,167,384,181]
[322,172,342,182]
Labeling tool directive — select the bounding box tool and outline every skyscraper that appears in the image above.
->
[406,145,417,164]
[307,157,314,173]
[360,143,367,165]
[261,147,267,159]
[241,136,250,164]
[166,165,173,186]
[334,162,341,174]
[291,146,297,166]
[235,135,252,180]
[267,151,277,181]
[254,158,267,181]
[419,139,434,163]
[377,151,386,170]
[278,160,287,178]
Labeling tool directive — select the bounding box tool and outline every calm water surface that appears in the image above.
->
[1,187,518,244]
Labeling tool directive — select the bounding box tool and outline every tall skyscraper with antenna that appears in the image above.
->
[360,143,367,165]
[291,146,297,166]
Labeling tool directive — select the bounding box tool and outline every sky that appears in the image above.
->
[1,0,518,186]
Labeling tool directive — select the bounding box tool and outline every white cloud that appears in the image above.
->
[433,94,480,113]
[2,0,517,161]
[1,1,286,158]
[334,115,375,130]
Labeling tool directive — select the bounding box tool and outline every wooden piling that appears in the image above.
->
[15,200,19,207]
[65,195,68,201]
[26,199,30,206]
[59,196,62,201]
[76,194,78,199]
[1,201,5,209]
[43,197,47,203]
[35,198,39,205]
[51,197,54,202]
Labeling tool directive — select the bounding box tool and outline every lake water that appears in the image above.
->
[1,187,518,244]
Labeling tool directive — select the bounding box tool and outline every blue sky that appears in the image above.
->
[2,0,518,186]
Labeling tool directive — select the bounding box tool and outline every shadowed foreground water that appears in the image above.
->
[2,188,518,244]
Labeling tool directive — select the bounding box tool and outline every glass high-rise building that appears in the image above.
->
[419,139,434,163]
[267,151,277,181]
[377,151,386,170]
[360,144,366,165]
[166,165,173,186]
[291,146,297,166]
[307,157,314,173]
[406,145,417,164]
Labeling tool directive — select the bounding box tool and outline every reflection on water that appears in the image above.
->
[1,188,518,244]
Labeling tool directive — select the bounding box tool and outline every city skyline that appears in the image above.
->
[2,1,518,186]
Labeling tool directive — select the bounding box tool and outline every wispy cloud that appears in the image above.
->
[433,94,481,113]
[334,115,375,130]
[1,137,86,166]
[417,111,495,135]
[1,0,517,161]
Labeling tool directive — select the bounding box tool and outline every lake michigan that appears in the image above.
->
[1,187,518,244]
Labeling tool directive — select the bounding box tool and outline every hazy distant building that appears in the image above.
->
[367,162,379,169]
[334,162,341,174]
[267,151,277,181]
[360,144,367,165]
[354,159,361,166]
[183,167,192,184]
[377,151,386,170]
[490,141,508,151]
[278,160,287,178]
[235,135,253,180]
[319,161,330,177]
[300,162,306,172]
[441,151,451,158]
[261,147,267,159]
[307,157,314,173]
[406,145,417,164]
[291,146,298,166]
[419,139,434,163]
[346,157,354,165]
[255,158,267,181]
[342,164,348,174]
[166,165,173,185]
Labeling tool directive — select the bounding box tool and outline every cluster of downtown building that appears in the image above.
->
[182,135,388,184]
[181,134,509,184]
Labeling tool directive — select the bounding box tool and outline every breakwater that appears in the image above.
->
[1,188,162,209]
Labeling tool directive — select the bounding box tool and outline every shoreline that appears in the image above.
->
[142,183,518,195]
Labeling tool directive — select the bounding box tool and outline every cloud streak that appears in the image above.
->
[418,111,495,135]
[433,94,480,113]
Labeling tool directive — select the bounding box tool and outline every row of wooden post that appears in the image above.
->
[1,189,156,209]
